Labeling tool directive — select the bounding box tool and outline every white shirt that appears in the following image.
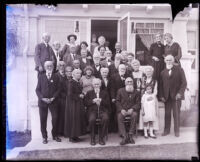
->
[95,65,100,71]
[94,88,100,98]
[53,50,60,63]
[70,53,76,60]
[103,77,108,87]
[82,58,87,64]
[46,72,52,79]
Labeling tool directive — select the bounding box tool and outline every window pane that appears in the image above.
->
[136,23,144,28]
[187,31,196,49]
[150,29,164,34]
[146,23,154,28]
[136,29,149,34]
[155,23,164,28]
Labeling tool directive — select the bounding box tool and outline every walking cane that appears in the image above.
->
[97,94,100,141]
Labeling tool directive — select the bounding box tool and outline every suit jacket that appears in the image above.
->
[159,65,187,100]
[110,73,129,100]
[34,43,56,72]
[108,63,118,79]
[56,72,67,99]
[63,53,81,66]
[91,64,102,78]
[116,88,141,113]
[80,58,91,71]
[84,89,111,114]
[36,73,60,107]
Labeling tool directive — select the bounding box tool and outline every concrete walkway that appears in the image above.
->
[6,127,198,160]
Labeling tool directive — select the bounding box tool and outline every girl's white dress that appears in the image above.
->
[138,78,159,130]
[141,93,157,122]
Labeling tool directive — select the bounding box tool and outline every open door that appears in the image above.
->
[118,12,136,54]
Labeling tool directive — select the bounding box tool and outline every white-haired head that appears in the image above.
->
[125,77,134,86]
[92,78,102,89]
[72,68,82,80]
[145,66,154,78]
[44,61,54,72]
[131,59,140,71]
[42,32,51,43]
[118,64,126,76]
[165,55,175,69]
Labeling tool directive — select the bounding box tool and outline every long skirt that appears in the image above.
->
[64,96,86,138]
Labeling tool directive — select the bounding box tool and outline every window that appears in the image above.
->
[187,31,198,70]
[135,22,164,50]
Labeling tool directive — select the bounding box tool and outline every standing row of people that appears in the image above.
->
[35,32,186,146]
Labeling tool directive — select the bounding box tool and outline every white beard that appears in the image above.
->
[166,64,173,70]
[125,85,134,92]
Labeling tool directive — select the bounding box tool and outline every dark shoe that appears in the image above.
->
[175,132,180,137]
[73,137,81,142]
[99,138,105,145]
[119,135,124,138]
[43,138,48,144]
[53,137,62,142]
[149,135,157,139]
[128,134,135,144]
[69,138,77,143]
[120,137,128,145]
[90,137,96,146]
[162,132,170,136]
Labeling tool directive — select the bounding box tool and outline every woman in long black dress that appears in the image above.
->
[64,68,86,142]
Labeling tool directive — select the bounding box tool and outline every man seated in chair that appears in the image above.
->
[84,78,110,146]
[116,77,141,145]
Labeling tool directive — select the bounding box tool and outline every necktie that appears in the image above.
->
[57,52,59,57]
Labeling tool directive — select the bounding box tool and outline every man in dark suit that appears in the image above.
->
[80,49,91,71]
[52,41,64,72]
[116,77,141,145]
[55,61,67,136]
[63,44,81,66]
[36,61,61,144]
[112,42,122,60]
[84,78,110,146]
[34,33,56,77]
[110,64,129,133]
[92,52,102,78]
[159,55,187,137]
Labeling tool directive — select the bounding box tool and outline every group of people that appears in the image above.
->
[35,32,187,146]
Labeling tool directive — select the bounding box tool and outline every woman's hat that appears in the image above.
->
[67,34,77,41]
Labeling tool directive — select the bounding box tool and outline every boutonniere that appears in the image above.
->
[50,80,53,83]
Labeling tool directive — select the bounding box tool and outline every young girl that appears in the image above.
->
[141,85,158,139]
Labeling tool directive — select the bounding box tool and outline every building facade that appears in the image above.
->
[6,4,199,133]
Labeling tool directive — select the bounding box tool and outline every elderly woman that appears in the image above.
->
[126,52,134,76]
[130,59,146,92]
[64,69,86,142]
[80,66,95,95]
[164,33,182,65]
[61,34,80,56]
[138,66,159,132]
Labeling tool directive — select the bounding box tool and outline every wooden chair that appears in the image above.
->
[123,115,138,138]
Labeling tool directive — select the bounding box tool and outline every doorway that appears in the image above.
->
[91,20,118,54]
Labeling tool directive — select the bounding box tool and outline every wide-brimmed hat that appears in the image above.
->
[67,34,77,41]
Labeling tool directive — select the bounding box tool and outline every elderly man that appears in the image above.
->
[116,77,141,145]
[92,52,102,78]
[34,33,56,77]
[52,41,63,71]
[84,78,110,146]
[63,44,81,66]
[113,42,122,60]
[56,61,67,136]
[159,55,187,137]
[36,61,61,144]
[110,64,129,133]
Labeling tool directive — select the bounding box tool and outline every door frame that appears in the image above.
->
[118,12,131,51]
